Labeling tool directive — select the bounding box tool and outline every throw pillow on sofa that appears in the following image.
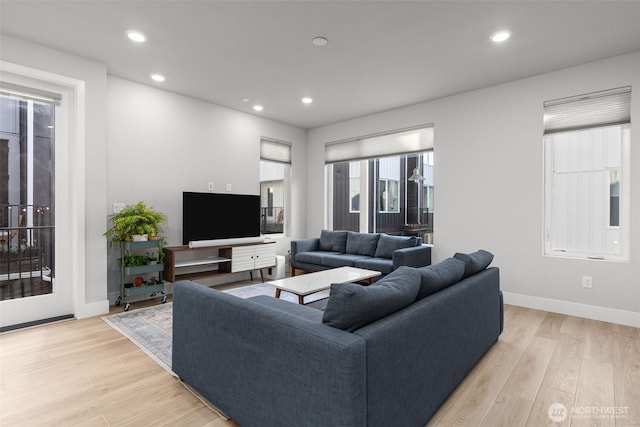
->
[318,230,348,252]
[374,234,418,259]
[416,257,466,300]
[345,231,381,257]
[453,249,494,278]
[322,266,421,332]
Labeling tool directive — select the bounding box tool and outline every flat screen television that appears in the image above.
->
[183,192,261,245]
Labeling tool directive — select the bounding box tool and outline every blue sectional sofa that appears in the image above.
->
[290,230,431,276]
[172,250,503,427]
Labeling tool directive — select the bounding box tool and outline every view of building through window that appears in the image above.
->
[544,125,629,259]
[0,94,55,300]
[259,160,287,235]
[329,151,434,243]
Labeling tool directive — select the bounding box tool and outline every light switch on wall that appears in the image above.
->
[113,202,125,213]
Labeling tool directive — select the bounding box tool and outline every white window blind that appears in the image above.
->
[260,138,291,164]
[0,81,62,105]
[325,125,434,164]
[543,86,631,134]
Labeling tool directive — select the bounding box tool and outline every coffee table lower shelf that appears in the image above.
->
[269,266,381,305]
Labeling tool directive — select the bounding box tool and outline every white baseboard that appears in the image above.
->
[75,299,110,319]
[502,291,640,328]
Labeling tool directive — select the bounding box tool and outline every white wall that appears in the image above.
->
[0,35,109,314]
[307,52,640,326]
[3,33,637,325]
[106,77,306,296]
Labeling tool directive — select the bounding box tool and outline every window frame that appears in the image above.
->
[259,138,292,238]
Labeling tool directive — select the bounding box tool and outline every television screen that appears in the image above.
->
[183,192,261,244]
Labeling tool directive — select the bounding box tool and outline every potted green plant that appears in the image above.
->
[103,201,167,246]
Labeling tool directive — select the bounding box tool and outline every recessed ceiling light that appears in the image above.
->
[253,105,264,112]
[150,74,165,82]
[491,30,511,43]
[126,30,147,43]
[312,37,328,47]
[301,97,313,104]
[242,98,250,102]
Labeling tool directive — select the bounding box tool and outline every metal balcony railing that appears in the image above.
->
[0,204,54,300]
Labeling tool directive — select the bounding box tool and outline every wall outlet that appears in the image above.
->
[113,202,125,214]
[208,182,214,191]
[226,183,232,192]
[582,276,593,288]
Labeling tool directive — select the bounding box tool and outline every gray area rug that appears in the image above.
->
[102,283,328,374]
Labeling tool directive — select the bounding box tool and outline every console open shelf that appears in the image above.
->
[174,257,230,268]
[163,241,275,283]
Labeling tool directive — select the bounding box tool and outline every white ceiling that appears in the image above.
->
[1,1,639,129]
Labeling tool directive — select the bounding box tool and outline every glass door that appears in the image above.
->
[0,89,67,329]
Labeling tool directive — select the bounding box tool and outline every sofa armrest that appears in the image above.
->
[354,267,501,426]
[290,238,320,269]
[172,281,367,427]
[392,245,432,269]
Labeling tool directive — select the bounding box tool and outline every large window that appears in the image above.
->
[260,138,291,236]
[543,87,631,260]
[325,126,434,241]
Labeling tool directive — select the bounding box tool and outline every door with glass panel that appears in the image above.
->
[0,89,66,328]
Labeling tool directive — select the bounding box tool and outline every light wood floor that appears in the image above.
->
[1,303,638,426]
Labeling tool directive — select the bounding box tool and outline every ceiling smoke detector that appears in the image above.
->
[312,37,328,47]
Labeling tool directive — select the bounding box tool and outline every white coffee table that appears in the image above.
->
[269,266,382,304]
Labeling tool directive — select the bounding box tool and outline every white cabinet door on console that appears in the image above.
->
[253,244,276,269]
[231,244,276,273]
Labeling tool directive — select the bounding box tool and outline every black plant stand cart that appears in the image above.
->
[116,240,166,311]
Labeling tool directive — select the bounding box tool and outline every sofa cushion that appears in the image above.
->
[374,234,418,259]
[322,266,421,332]
[295,251,340,265]
[416,257,466,300]
[346,232,381,257]
[318,230,348,253]
[321,253,370,268]
[353,258,394,275]
[454,249,494,278]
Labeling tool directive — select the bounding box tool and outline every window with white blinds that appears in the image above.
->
[325,125,434,239]
[543,87,631,260]
[259,138,291,235]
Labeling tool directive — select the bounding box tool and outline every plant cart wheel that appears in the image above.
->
[124,302,130,311]
[161,294,167,304]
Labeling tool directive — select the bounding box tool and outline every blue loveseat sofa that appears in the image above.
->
[172,250,503,427]
[291,230,431,276]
